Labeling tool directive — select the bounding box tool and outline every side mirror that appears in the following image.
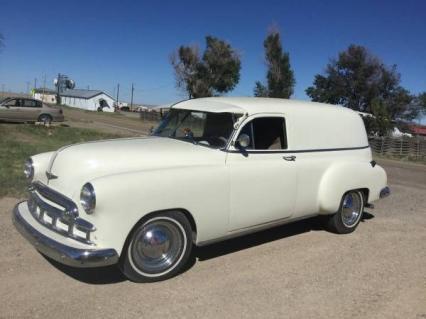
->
[236,133,250,149]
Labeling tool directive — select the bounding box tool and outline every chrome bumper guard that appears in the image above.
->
[13,203,119,268]
[380,186,391,199]
[28,182,94,244]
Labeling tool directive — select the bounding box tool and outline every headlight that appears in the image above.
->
[80,183,96,214]
[24,158,34,180]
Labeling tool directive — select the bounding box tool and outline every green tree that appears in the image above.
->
[362,99,393,136]
[171,36,241,98]
[416,92,426,114]
[254,30,295,98]
[306,45,416,121]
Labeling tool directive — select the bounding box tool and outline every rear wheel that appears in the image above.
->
[38,114,52,125]
[120,211,193,282]
[324,190,364,234]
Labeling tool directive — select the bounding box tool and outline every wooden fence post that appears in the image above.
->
[381,137,385,155]
[417,137,420,160]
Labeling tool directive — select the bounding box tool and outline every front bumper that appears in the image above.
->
[13,201,119,268]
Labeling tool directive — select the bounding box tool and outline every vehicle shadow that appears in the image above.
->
[43,256,126,285]
[195,211,375,261]
[194,216,322,261]
[43,211,374,284]
[361,211,374,221]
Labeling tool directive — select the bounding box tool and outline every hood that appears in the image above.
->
[45,136,225,197]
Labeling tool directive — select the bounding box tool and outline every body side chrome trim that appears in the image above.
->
[225,145,370,154]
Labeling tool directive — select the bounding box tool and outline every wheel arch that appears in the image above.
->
[38,113,53,122]
[119,208,198,259]
[318,162,374,214]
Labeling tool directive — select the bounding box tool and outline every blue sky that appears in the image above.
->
[0,0,425,112]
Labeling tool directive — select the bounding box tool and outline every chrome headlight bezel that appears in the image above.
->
[24,158,34,180]
[80,183,96,214]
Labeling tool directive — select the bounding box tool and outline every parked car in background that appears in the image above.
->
[0,97,64,124]
[13,97,389,282]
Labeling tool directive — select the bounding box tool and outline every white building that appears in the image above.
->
[60,89,115,112]
[33,88,57,104]
[33,88,115,112]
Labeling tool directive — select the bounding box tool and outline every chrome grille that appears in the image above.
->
[28,182,96,245]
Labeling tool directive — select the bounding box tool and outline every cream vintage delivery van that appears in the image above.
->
[13,97,390,282]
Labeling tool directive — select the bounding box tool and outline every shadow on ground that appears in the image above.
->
[44,212,374,285]
[44,256,126,285]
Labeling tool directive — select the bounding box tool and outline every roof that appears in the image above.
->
[172,97,353,116]
[33,88,57,94]
[409,124,426,136]
[173,97,367,150]
[60,89,107,99]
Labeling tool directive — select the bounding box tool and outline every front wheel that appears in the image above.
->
[120,212,193,282]
[324,190,365,234]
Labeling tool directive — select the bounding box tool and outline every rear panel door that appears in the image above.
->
[21,99,42,121]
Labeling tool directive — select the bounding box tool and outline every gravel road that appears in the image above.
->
[0,159,425,319]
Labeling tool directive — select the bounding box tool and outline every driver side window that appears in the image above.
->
[238,117,287,150]
[4,99,18,107]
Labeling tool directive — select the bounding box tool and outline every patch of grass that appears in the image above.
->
[0,123,122,198]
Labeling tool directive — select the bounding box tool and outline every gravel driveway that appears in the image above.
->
[0,159,425,319]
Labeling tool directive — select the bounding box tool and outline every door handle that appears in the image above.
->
[283,155,296,161]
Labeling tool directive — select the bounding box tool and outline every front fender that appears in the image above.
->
[85,165,230,255]
[318,161,387,214]
[31,151,55,183]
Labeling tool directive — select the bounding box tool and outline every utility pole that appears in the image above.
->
[56,73,61,105]
[116,83,120,105]
[34,78,37,90]
[42,74,46,102]
[130,83,134,111]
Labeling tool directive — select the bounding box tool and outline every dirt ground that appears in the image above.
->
[62,107,157,137]
[0,159,425,319]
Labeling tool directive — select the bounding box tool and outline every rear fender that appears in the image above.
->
[318,162,387,214]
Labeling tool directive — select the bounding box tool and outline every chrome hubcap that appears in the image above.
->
[130,219,184,275]
[341,192,363,227]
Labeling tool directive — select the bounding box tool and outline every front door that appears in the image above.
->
[226,115,297,231]
[0,98,21,121]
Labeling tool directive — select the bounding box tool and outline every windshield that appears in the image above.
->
[152,109,238,148]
